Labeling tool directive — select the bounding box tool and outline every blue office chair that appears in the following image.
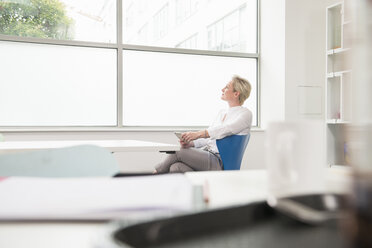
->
[216,134,250,170]
[0,145,119,177]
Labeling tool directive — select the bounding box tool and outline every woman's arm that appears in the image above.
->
[181,130,209,143]
[207,110,252,139]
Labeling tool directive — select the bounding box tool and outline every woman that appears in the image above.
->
[154,75,252,173]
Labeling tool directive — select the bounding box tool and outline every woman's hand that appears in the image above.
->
[181,132,199,143]
[180,140,194,148]
[181,130,208,143]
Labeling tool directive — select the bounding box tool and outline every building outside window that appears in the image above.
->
[175,0,199,25]
[153,3,169,40]
[137,23,148,44]
[207,5,247,52]
[176,33,198,49]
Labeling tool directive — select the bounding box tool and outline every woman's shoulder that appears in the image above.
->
[236,106,252,116]
[238,107,253,126]
[217,109,227,115]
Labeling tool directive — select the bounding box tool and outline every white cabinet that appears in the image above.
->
[326,1,352,166]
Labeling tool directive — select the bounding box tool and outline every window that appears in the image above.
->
[208,5,249,52]
[125,3,134,28]
[137,23,149,44]
[0,41,117,126]
[122,50,257,126]
[0,0,259,129]
[0,0,116,43]
[176,34,197,49]
[175,0,199,25]
[153,3,169,40]
[122,0,257,53]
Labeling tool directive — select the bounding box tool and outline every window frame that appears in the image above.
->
[0,0,260,131]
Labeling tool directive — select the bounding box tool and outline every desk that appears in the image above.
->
[0,169,352,248]
[0,140,180,154]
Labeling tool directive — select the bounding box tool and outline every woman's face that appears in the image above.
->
[221,81,236,101]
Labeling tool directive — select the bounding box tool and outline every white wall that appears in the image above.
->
[260,0,286,129]
[251,0,338,168]
[1,0,338,172]
[284,0,339,121]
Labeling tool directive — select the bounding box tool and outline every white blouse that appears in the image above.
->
[193,106,252,153]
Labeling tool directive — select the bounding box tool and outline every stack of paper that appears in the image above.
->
[0,174,194,220]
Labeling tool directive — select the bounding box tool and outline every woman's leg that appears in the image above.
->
[176,148,221,171]
[155,148,221,173]
[169,162,194,173]
[155,153,179,173]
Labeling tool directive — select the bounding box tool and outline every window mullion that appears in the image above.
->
[117,0,123,128]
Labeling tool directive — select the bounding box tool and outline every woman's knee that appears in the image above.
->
[169,163,182,173]
[175,148,195,159]
[169,163,193,173]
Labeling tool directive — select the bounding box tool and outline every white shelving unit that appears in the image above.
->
[326,1,352,166]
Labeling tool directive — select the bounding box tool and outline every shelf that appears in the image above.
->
[326,1,352,168]
[327,4,342,51]
[329,164,351,170]
[327,70,352,78]
[330,164,349,167]
[334,70,352,76]
[326,47,351,55]
[327,119,338,124]
[342,20,352,25]
[327,119,350,124]
[327,73,334,78]
[333,47,351,54]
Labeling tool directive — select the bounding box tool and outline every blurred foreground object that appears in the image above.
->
[345,0,372,247]
[266,121,326,201]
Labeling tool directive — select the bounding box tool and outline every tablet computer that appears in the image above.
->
[174,132,183,140]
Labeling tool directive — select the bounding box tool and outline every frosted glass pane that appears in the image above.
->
[123,50,257,126]
[0,0,116,43]
[123,0,257,53]
[0,41,117,126]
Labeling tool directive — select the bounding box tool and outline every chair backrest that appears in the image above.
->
[0,145,119,177]
[216,134,250,170]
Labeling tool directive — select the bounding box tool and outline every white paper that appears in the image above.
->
[0,174,194,220]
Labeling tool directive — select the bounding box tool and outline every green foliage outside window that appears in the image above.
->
[0,0,73,39]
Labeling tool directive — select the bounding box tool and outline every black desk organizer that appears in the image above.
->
[112,194,348,248]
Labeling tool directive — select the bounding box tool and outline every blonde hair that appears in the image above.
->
[231,75,251,105]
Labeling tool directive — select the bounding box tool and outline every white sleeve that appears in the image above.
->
[194,110,225,147]
[193,138,209,148]
[211,110,226,126]
[207,110,252,139]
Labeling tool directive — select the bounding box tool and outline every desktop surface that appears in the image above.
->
[0,169,352,248]
[0,139,180,153]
